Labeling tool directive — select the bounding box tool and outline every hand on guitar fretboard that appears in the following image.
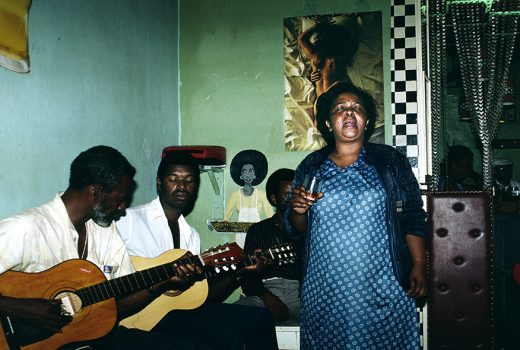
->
[120,243,297,331]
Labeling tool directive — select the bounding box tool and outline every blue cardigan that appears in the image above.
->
[284,142,428,291]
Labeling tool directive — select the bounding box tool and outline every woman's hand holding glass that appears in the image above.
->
[290,179,323,214]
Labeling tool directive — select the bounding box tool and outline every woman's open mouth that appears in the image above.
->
[343,118,357,128]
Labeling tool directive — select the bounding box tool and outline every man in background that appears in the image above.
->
[235,168,302,325]
[439,144,483,191]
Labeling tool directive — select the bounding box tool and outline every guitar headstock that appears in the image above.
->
[200,242,245,275]
[263,243,297,266]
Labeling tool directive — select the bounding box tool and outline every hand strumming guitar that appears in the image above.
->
[0,296,72,334]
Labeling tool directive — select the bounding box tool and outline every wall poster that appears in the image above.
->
[284,12,384,151]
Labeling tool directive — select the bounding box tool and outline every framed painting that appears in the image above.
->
[284,12,384,151]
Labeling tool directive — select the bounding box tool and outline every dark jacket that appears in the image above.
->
[284,142,428,292]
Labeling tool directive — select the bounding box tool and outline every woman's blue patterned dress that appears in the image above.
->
[300,151,420,349]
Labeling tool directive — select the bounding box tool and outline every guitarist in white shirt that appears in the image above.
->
[117,151,279,350]
[0,146,209,350]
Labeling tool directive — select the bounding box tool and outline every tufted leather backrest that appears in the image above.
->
[427,192,494,349]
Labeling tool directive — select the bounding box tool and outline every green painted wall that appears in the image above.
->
[0,0,180,218]
[179,0,392,252]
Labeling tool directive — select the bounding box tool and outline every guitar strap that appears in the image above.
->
[0,315,21,350]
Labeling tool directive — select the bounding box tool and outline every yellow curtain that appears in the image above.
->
[0,0,32,73]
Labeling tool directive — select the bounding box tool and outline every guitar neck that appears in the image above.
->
[76,255,203,306]
[76,242,295,306]
[243,245,297,269]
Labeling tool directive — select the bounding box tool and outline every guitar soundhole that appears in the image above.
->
[55,291,83,316]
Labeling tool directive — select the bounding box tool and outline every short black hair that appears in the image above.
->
[313,22,359,65]
[447,145,473,169]
[315,82,377,144]
[157,151,201,184]
[265,168,295,204]
[69,145,136,193]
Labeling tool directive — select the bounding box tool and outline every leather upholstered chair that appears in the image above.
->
[427,192,494,349]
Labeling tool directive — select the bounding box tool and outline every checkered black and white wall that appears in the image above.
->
[391,0,427,349]
[391,0,422,178]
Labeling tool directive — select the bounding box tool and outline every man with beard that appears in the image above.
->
[0,146,207,349]
[117,151,279,350]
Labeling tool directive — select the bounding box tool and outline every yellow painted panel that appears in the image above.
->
[0,0,32,72]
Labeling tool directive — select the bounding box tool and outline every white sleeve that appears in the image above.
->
[188,226,201,255]
[104,224,136,278]
[116,214,133,245]
[0,217,28,274]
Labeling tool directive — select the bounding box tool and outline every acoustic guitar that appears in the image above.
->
[0,242,260,350]
[120,242,297,331]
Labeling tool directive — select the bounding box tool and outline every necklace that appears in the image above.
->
[80,231,88,259]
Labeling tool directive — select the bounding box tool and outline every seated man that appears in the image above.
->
[235,168,302,326]
[116,151,279,350]
[0,146,207,350]
[438,145,483,191]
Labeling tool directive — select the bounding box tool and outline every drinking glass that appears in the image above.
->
[303,176,320,201]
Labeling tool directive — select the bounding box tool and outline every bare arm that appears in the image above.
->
[297,25,319,59]
[405,235,427,298]
[258,289,290,322]
[206,275,240,303]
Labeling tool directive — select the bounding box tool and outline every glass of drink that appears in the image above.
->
[303,176,320,201]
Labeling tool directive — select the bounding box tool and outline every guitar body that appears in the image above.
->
[0,260,117,350]
[0,243,295,347]
[0,323,12,350]
[120,249,209,331]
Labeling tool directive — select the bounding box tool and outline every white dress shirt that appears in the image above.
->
[0,194,135,279]
[117,197,201,258]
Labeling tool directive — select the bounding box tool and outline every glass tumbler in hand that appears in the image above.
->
[303,176,320,201]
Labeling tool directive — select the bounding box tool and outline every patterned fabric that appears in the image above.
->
[284,142,428,292]
[300,152,419,349]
